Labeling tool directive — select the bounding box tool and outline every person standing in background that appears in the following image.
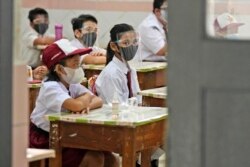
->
[70,14,106,65]
[213,12,244,39]
[133,0,168,62]
[22,7,55,68]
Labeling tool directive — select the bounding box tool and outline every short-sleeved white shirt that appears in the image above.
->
[70,38,106,63]
[134,13,166,62]
[21,27,52,67]
[95,56,141,104]
[30,81,91,132]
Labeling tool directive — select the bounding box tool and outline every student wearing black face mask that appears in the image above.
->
[95,24,161,167]
[70,14,106,65]
[22,7,55,68]
[95,23,141,105]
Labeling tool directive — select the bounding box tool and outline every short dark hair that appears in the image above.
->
[71,18,84,31]
[153,0,166,9]
[78,14,98,24]
[71,14,98,31]
[28,7,48,22]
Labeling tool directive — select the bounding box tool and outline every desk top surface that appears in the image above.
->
[138,87,167,99]
[83,62,167,72]
[28,77,88,89]
[27,148,55,162]
[46,105,167,127]
[28,83,42,88]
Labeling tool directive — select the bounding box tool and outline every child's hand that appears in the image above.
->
[33,65,48,80]
[90,52,105,57]
[81,107,90,114]
[71,107,89,114]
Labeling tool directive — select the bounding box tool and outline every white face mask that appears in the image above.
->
[161,9,168,19]
[61,67,85,84]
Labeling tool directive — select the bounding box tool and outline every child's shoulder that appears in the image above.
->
[42,81,61,89]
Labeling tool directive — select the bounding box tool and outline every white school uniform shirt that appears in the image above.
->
[70,38,106,63]
[30,81,92,132]
[133,13,166,62]
[95,56,141,104]
[21,26,52,67]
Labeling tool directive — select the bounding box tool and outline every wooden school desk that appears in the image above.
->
[138,87,167,107]
[46,106,168,167]
[28,83,41,115]
[83,62,167,90]
[27,148,55,167]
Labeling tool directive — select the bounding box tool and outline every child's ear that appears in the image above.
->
[110,42,119,52]
[75,29,82,39]
[154,8,161,17]
[54,64,65,75]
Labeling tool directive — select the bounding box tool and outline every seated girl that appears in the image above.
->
[95,23,141,104]
[29,39,119,167]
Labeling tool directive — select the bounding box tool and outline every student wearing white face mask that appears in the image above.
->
[30,39,119,167]
[133,0,168,62]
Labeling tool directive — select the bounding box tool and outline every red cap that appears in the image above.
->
[42,39,92,69]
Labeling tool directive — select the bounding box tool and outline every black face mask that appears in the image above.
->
[82,32,97,47]
[34,23,48,35]
[120,45,138,61]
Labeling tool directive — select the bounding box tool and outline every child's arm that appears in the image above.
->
[81,53,106,65]
[33,36,55,46]
[88,96,103,110]
[62,92,92,112]
[75,94,103,114]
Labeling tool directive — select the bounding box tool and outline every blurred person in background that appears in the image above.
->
[133,0,168,62]
[22,7,55,68]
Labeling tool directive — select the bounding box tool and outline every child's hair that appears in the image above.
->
[71,14,98,31]
[78,14,98,24]
[71,18,84,31]
[28,7,48,23]
[153,0,167,10]
[106,23,134,65]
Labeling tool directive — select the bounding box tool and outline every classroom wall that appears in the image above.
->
[20,0,152,48]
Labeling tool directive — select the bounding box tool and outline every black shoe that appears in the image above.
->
[151,159,159,167]
[136,159,159,167]
[136,161,141,167]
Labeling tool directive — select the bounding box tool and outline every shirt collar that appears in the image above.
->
[148,13,165,32]
[71,38,85,48]
[58,82,70,94]
[112,56,129,74]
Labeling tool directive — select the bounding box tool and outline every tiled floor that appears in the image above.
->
[119,153,166,167]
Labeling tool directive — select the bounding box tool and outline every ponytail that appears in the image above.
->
[106,41,115,65]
